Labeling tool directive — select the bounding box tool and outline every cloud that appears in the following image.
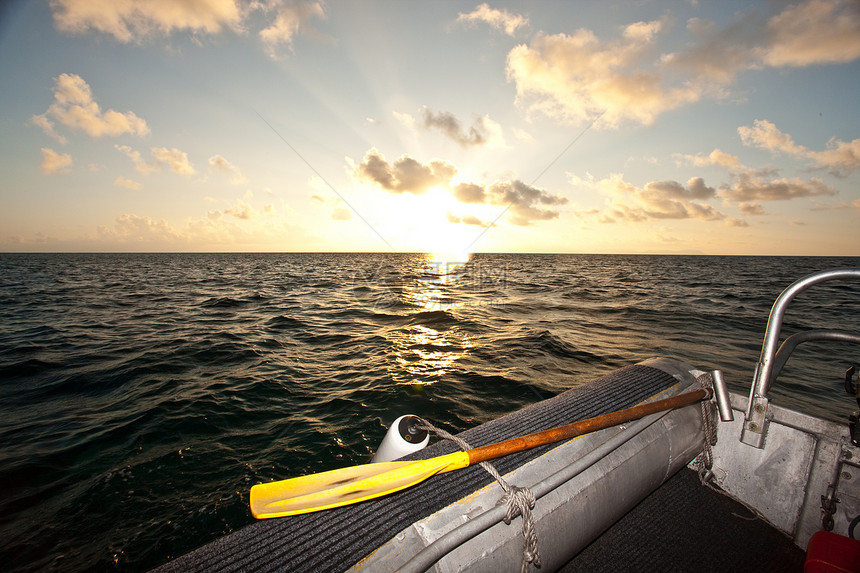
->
[506,17,699,127]
[33,73,149,140]
[667,0,860,76]
[115,144,155,173]
[40,148,73,174]
[392,110,416,129]
[116,145,195,175]
[508,0,860,128]
[487,180,568,225]
[452,182,487,204]
[578,173,724,223]
[738,119,806,156]
[675,148,741,169]
[258,1,326,57]
[718,173,836,203]
[809,139,860,176]
[513,128,535,144]
[152,147,195,174]
[352,148,566,226]
[420,107,505,147]
[30,114,67,144]
[49,0,243,43]
[97,214,185,244]
[446,212,487,226]
[645,177,716,200]
[223,199,256,220]
[450,179,568,225]
[456,3,528,36]
[114,176,142,190]
[208,154,247,183]
[353,148,458,194]
[739,119,860,176]
[759,0,860,67]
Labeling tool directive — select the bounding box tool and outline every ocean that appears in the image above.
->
[1,253,858,572]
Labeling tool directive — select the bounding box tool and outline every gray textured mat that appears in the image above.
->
[567,467,805,572]
[154,363,682,572]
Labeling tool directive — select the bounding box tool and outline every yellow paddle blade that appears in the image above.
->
[250,451,470,518]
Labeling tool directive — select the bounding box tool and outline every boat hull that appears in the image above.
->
[352,357,706,572]
[155,357,708,573]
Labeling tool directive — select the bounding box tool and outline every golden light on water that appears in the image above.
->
[427,251,472,267]
[389,324,473,388]
[386,253,475,387]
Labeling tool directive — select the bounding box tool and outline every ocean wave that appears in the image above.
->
[406,309,460,330]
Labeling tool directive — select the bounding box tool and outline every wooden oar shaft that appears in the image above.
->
[467,387,711,465]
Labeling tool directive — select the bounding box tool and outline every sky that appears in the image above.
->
[1,0,859,255]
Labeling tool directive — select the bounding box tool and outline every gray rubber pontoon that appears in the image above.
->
[156,357,709,572]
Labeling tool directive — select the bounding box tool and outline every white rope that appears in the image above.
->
[417,419,541,572]
[692,372,718,482]
[690,373,776,524]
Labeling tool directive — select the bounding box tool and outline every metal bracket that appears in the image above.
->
[741,362,770,448]
[741,395,770,448]
[711,370,734,422]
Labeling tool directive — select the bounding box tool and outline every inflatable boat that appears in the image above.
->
[156,268,860,572]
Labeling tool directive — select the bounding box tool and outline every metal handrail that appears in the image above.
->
[771,330,860,385]
[741,268,860,448]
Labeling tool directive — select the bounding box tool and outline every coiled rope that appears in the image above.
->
[416,419,541,572]
[690,372,718,482]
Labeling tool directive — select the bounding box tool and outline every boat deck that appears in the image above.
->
[564,467,805,572]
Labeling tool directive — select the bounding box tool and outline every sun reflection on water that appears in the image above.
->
[389,324,473,388]
[387,252,475,387]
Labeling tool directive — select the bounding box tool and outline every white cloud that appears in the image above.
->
[116,144,156,173]
[97,214,184,244]
[447,212,488,226]
[675,149,741,169]
[114,176,142,190]
[209,154,247,183]
[152,147,195,175]
[506,17,698,128]
[30,114,67,144]
[507,0,860,128]
[116,145,195,175]
[33,73,149,140]
[392,110,416,129]
[738,119,807,156]
[258,1,326,58]
[50,0,243,43]
[223,199,256,220]
[739,119,860,176]
[39,148,73,174]
[456,3,528,36]
[759,0,860,67]
[513,128,535,144]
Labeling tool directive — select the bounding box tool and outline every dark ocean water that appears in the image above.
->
[1,253,859,572]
